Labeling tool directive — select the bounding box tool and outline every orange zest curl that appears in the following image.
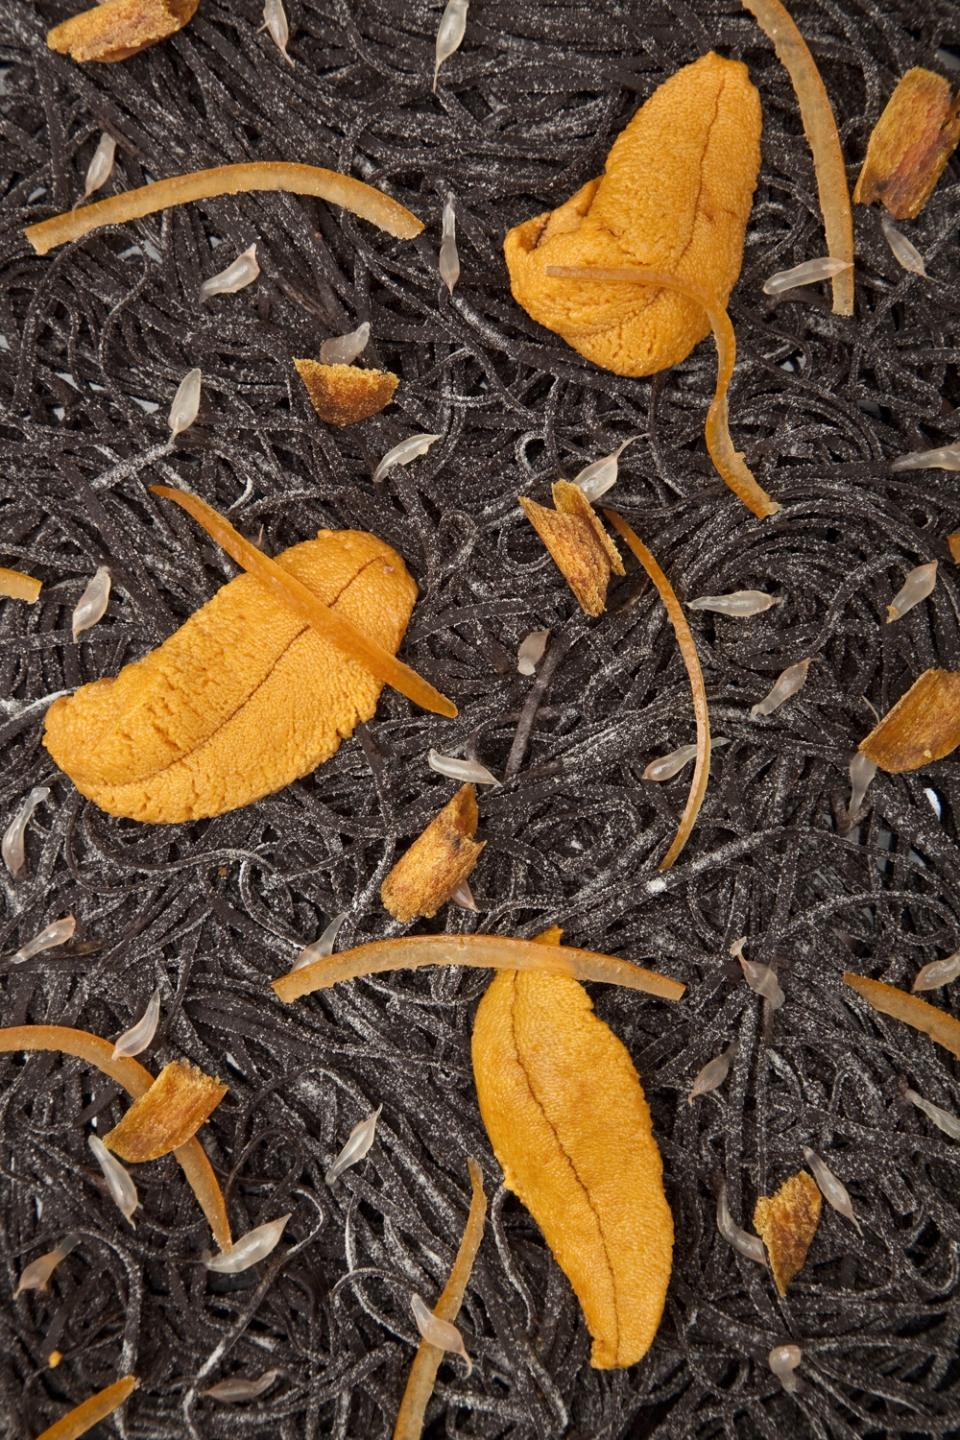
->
[35,1375,138,1440]
[843,972,960,1060]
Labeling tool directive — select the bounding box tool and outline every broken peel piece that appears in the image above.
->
[151,486,456,719]
[294,360,398,426]
[740,0,854,315]
[0,1026,230,1248]
[0,566,42,603]
[753,1171,821,1296]
[548,266,779,519]
[393,1159,487,1440]
[843,972,960,1061]
[606,511,710,870]
[947,532,960,566]
[520,480,624,616]
[381,784,484,922]
[47,0,196,62]
[25,163,424,256]
[104,1059,227,1162]
[35,1375,139,1440]
[858,669,960,773]
[272,934,685,1003]
[854,68,960,220]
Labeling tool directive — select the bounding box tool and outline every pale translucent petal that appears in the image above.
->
[262,0,293,64]
[644,737,728,782]
[846,752,877,823]
[912,950,960,992]
[373,433,442,484]
[890,445,960,473]
[291,912,349,972]
[72,566,111,641]
[88,1134,138,1225]
[411,1292,472,1374]
[768,1343,802,1393]
[802,1147,861,1232]
[200,244,260,300]
[450,879,478,911]
[730,937,784,1010]
[326,1104,382,1185]
[319,321,370,366]
[687,590,781,617]
[14,1234,79,1297]
[687,1042,735,1104]
[2,786,50,877]
[716,1181,765,1264]
[573,436,639,502]
[439,194,460,294]
[112,987,162,1059]
[13,914,76,964]
[428,749,499,786]
[433,0,468,90]
[904,1088,960,1141]
[81,133,116,203]
[516,629,550,676]
[762,256,853,296]
[206,1214,292,1273]
[203,1369,281,1403]
[751,658,812,717]
[886,560,937,622]
[881,215,926,277]
[169,368,202,437]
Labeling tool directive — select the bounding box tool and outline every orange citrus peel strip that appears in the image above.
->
[35,1375,139,1440]
[546,264,780,519]
[25,162,424,256]
[151,486,457,719]
[843,973,960,1060]
[392,1158,487,1440]
[272,934,685,1003]
[0,1026,231,1249]
[0,566,42,603]
[604,511,711,869]
[740,0,855,315]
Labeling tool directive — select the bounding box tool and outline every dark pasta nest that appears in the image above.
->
[1,0,959,1435]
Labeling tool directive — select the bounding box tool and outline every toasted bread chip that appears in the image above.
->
[104,1059,226,1162]
[520,480,623,617]
[47,0,197,63]
[753,1171,821,1296]
[294,360,398,426]
[854,68,960,220]
[381,785,484,922]
[858,669,960,773]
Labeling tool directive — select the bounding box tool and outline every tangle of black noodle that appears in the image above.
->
[1,1,959,1436]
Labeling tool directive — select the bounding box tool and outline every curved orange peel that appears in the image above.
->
[843,972,960,1060]
[0,566,42,603]
[35,1375,138,1440]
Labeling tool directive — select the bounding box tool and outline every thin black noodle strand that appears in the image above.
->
[1,0,959,1436]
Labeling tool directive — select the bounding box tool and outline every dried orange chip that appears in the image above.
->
[381,784,485,923]
[392,1158,487,1440]
[948,532,960,566]
[843,972,960,1061]
[47,0,196,62]
[753,1171,821,1296]
[0,1026,230,1248]
[858,668,960,773]
[520,480,624,617]
[35,1375,138,1440]
[104,1059,227,1162]
[0,565,42,603]
[854,68,960,221]
[294,360,399,426]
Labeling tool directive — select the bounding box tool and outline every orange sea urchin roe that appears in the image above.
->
[503,52,762,377]
[43,531,417,823]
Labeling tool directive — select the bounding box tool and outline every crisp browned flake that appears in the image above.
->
[381,784,484,923]
[294,360,399,426]
[104,1059,226,1162]
[859,669,960,773]
[854,68,960,220]
[47,0,198,63]
[520,480,623,617]
[753,1171,821,1296]
[948,532,960,566]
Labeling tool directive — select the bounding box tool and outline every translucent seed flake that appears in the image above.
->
[846,751,877,824]
[439,193,460,294]
[687,1041,736,1104]
[428,748,499,786]
[81,132,117,203]
[573,436,639,503]
[88,1133,139,1225]
[687,590,781,617]
[2,785,50,878]
[168,367,202,437]
[14,1233,79,1297]
[802,1147,861,1232]
[433,0,468,91]
[762,256,853,296]
[730,936,784,1010]
[203,1369,281,1403]
[291,911,349,972]
[319,321,370,366]
[206,1213,291,1273]
[904,1087,960,1141]
[373,433,442,484]
[71,565,111,641]
[886,560,937,622]
[768,1343,802,1394]
[411,1292,472,1374]
[716,1181,766,1265]
[13,914,76,964]
[199,244,260,301]
[890,444,960,473]
[751,658,812,718]
[881,214,927,277]
[326,1104,382,1185]
[112,987,161,1060]
[912,950,960,992]
[261,0,293,64]
[517,628,550,676]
